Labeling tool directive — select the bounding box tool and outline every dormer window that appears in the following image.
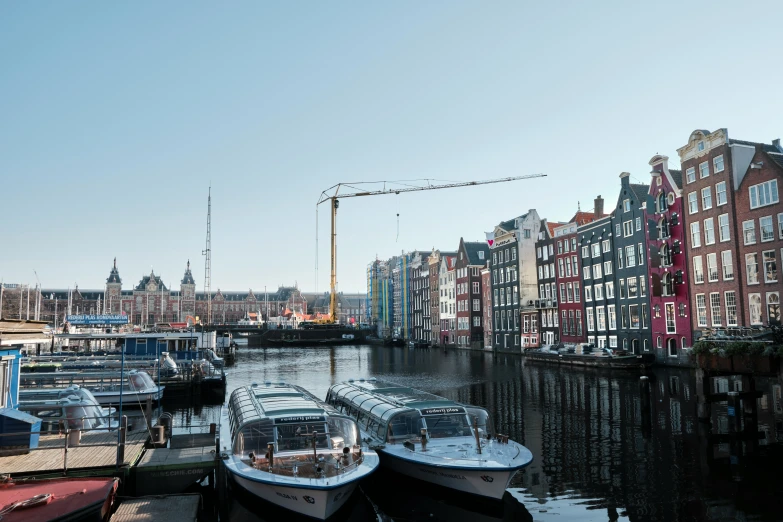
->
[478,251,484,260]
[697,141,705,151]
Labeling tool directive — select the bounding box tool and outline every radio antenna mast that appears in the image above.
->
[203,186,212,325]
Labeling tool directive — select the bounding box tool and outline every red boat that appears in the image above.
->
[0,477,118,522]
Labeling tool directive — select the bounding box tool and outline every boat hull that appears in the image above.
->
[524,350,655,370]
[91,388,164,405]
[228,470,357,520]
[377,450,518,499]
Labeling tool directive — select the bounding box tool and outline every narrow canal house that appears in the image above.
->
[611,173,652,353]
[455,239,489,349]
[578,214,617,349]
[534,219,564,348]
[481,264,493,349]
[438,254,457,346]
[408,252,430,343]
[554,204,603,347]
[646,155,693,365]
[489,211,540,352]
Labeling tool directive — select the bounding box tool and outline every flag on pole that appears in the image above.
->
[485,231,495,247]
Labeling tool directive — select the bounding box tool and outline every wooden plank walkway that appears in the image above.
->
[111,494,201,521]
[0,429,147,475]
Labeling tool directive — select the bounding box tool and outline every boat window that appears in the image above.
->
[275,422,330,452]
[233,421,275,457]
[422,414,473,439]
[326,417,358,448]
[129,373,147,391]
[465,407,495,438]
[386,412,424,443]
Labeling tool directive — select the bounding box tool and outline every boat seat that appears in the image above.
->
[330,436,345,449]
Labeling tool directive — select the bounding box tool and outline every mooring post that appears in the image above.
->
[145,396,153,430]
[117,415,128,467]
[63,427,70,476]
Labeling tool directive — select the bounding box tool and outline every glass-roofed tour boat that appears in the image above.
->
[326,379,533,499]
[224,382,380,520]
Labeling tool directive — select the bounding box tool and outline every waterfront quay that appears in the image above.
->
[174,344,781,522]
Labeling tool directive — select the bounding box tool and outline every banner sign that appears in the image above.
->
[420,407,466,416]
[274,415,325,424]
[66,314,129,325]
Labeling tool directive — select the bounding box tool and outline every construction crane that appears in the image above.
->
[316,174,547,324]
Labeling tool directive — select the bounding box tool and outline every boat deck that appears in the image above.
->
[111,494,201,521]
[0,428,147,475]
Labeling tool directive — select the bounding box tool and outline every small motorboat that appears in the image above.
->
[20,370,164,406]
[16,395,117,432]
[0,476,118,522]
[326,378,534,499]
[223,382,380,519]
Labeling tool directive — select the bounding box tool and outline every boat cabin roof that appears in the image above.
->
[328,379,467,418]
[227,383,341,435]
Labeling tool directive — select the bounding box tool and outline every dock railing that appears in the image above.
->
[0,414,132,475]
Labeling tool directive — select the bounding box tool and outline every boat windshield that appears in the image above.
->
[386,411,424,443]
[129,372,155,390]
[465,407,495,438]
[423,414,473,439]
[233,417,359,457]
[276,422,330,451]
[65,403,109,430]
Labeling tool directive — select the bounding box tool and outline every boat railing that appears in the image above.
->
[396,436,519,462]
[0,415,133,474]
[245,450,365,478]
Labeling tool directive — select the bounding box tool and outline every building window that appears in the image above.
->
[665,303,676,334]
[661,243,672,267]
[585,286,592,302]
[696,294,707,327]
[603,260,613,275]
[591,243,601,257]
[707,253,719,282]
[586,308,594,331]
[617,248,624,269]
[629,304,640,328]
[699,161,710,179]
[638,243,644,265]
[763,250,778,283]
[620,305,628,328]
[623,199,631,212]
[701,187,712,210]
[716,181,727,206]
[761,216,775,242]
[623,221,633,237]
[608,304,616,329]
[602,239,610,252]
[768,292,781,325]
[662,273,674,296]
[566,283,574,303]
[472,299,480,311]
[605,281,614,299]
[718,214,730,242]
[640,275,646,297]
[710,292,722,326]
[625,245,636,267]
[513,286,519,304]
[572,255,578,275]
[704,218,715,245]
[678,303,686,317]
[743,220,756,245]
[725,291,738,326]
[596,307,606,331]
[686,167,696,184]
[582,245,589,258]
[574,282,580,302]
[627,277,638,298]
[746,253,759,285]
[472,282,479,294]
[691,222,701,248]
[687,192,698,214]
[619,279,626,299]
[576,310,582,335]
[722,251,734,280]
[560,283,567,302]
[594,283,604,301]
[750,180,779,209]
[616,224,621,236]
[592,263,602,279]
[636,217,642,231]
[749,293,763,325]
[713,154,724,173]
[693,255,704,284]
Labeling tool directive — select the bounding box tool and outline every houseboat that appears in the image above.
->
[325,379,533,499]
[19,369,164,406]
[524,345,655,370]
[224,382,380,519]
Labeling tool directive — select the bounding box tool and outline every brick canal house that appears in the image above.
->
[535,219,565,347]
[611,173,651,353]
[554,205,603,347]
[455,239,490,349]
[676,129,783,336]
[438,254,457,346]
[488,211,540,352]
[579,214,616,350]
[646,155,692,365]
[481,264,493,349]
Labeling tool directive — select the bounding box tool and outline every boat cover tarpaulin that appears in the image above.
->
[0,477,118,522]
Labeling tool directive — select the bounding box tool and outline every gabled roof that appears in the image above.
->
[669,169,683,189]
[546,221,565,236]
[628,183,650,201]
[730,138,781,154]
[463,241,489,266]
[767,152,783,170]
[571,211,598,226]
[134,272,168,291]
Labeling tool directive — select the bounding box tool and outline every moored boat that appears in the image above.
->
[325,379,533,499]
[223,382,380,519]
[524,347,655,370]
[0,476,118,522]
[19,370,164,406]
[16,394,117,432]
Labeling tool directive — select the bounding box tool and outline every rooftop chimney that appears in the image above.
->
[619,171,631,188]
[594,195,604,218]
[773,138,782,153]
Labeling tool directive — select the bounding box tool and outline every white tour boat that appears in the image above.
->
[224,382,380,519]
[325,379,533,499]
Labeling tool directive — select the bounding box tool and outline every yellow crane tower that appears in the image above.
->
[316,174,547,324]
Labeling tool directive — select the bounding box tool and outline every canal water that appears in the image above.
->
[165,346,783,522]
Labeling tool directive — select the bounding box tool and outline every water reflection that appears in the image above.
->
[164,346,783,521]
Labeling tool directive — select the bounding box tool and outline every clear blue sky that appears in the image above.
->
[2,1,781,293]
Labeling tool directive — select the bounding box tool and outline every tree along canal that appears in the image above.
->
[163,346,783,522]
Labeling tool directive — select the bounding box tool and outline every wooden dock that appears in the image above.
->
[0,428,146,476]
[133,445,217,496]
[111,494,201,521]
